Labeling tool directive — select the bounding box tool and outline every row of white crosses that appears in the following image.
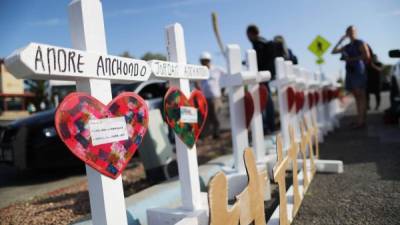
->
[219,45,272,200]
[273,56,344,174]
[5,1,210,224]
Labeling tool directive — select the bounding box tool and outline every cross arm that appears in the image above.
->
[219,70,271,88]
[4,42,151,83]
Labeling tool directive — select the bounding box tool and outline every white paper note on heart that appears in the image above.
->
[89,117,129,146]
[180,106,198,123]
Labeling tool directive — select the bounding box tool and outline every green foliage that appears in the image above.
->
[119,51,166,61]
[120,51,134,58]
[141,52,166,61]
[24,80,48,111]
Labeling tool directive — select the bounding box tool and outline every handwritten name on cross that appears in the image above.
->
[219,45,269,172]
[6,43,151,82]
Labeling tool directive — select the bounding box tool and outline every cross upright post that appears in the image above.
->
[225,44,248,173]
[68,1,128,224]
[146,23,210,225]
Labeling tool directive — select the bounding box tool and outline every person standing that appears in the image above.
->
[332,25,370,128]
[274,35,298,65]
[195,52,225,139]
[246,24,287,133]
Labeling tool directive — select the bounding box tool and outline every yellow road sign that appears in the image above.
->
[308,35,331,57]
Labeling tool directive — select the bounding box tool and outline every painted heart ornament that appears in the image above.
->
[164,87,208,148]
[244,90,255,128]
[55,92,149,179]
[295,91,305,113]
[259,84,269,111]
[286,86,296,112]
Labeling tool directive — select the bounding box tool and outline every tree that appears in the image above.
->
[24,80,48,111]
[141,52,166,61]
[120,51,134,58]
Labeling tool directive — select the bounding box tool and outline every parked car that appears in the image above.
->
[0,80,168,169]
[384,49,400,124]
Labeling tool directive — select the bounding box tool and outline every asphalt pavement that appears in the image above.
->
[293,92,400,225]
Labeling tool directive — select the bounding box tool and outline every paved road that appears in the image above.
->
[293,92,400,225]
[0,165,86,208]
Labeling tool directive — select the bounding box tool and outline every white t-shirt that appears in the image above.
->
[200,65,225,98]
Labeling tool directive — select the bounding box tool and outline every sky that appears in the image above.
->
[0,0,399,80]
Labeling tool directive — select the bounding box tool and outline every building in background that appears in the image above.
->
[0,58,34,121]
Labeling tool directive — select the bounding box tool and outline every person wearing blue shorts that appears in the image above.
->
[332,25,371,128]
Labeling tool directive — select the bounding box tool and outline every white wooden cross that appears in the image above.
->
[246,50,272,162]
[219,45,271,200]
[292,65,306,143]
[270,58,295,152]
[315,72,327,141]
[303,70,318,132]
[5,1,152,224]
[219,45,270,172]
[146,23,210,225]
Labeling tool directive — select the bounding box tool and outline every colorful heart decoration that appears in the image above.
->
[164,87,208,148]
[244,91,255,128]
[259,84,269,111]
[55,92,149,179]
[295,91,305,113]
[308,92,314,109]
[286,86,296,112]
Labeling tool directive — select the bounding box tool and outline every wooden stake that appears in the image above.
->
[236,149,267,225]
[208,172,240,225]
[273,134,289,225]
[288,126,301,216]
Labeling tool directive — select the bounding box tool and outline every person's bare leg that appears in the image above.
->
[359,89,367,124]
[353,88,366,126]
[352,89,362,125]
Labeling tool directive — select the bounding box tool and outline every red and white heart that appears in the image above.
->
[259,84,269,111]
[55,92,148,179]
[295,91,305,113]
[287,86,296,112]
[244,90,255,128]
